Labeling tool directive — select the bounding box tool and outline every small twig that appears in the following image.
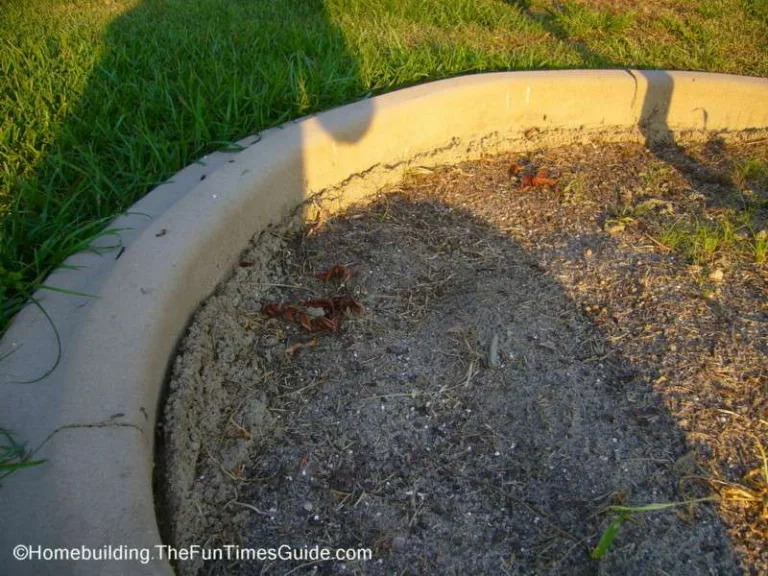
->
[277,379,319,398]
[225,500,273,517]
[643,233,674,252]
[253,282,319,295]
[228,417,251,440]
[463,360,477,388]
[349,391,421,405]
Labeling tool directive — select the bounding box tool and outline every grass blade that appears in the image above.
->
[591,511,629,560]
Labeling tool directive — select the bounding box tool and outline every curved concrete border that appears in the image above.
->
[1,70,766,575]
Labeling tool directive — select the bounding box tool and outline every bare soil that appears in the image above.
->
[161,138,768,576]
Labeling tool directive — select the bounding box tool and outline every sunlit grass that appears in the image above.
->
[0,428,44,483]
[1,0,767,331]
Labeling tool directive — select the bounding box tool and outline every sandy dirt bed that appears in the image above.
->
[160,138,767,576]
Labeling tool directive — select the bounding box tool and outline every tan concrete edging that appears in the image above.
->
[0,70,766,575]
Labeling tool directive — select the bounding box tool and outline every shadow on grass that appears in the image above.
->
[1,0,374,329]
[4,0,761,331]
[0,0,374,559]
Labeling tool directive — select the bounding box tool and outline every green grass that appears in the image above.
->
[659,217,736,265]
[658,205,768,266]
[591,496,719,560]
[754,230,768,265]
[0,428,44,483]
[1,0,767,331]
[592,435,768,561]
[547,0,636,42]
[651,155,768,268]
[736,158,768,187]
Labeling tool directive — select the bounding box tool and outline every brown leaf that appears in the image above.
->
[262,302,283,317]
[520,168,557,190]
[521,174,534,188]
[297,311,313,332]
[531,168,557,187]
[282,306,298,323]
[285,338,319,358]
[315,264,353,282]
[300,298,336,312]
[263,295,362,333]
[314,316,339,333]
[335,296,365,315]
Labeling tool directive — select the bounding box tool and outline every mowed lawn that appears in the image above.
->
[1,0,767,330]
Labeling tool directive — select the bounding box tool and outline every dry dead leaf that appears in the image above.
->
[286,337,319,358]
[315,264,353,282]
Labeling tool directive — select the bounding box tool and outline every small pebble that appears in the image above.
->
[302,502,313,512]
[386,344,409,356]
[392,536,407,552]
[709,268,724,282]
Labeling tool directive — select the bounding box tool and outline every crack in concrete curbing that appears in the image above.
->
[312,136,467,199]
[333,161,384,189]
[624,69,639,110]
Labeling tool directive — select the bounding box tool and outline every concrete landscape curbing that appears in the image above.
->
[0,70,766,575]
